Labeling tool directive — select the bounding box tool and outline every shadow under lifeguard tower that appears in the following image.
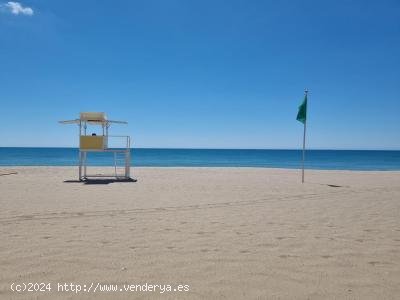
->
[60,112,135,182]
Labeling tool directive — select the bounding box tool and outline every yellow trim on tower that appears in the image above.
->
[80,136,105,150]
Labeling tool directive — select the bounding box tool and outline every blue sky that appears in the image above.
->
[0,0,399,149]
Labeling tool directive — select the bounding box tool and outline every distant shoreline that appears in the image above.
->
[2,166,400,173]
[1,147,400,151]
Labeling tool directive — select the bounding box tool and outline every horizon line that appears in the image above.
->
[0,146,399,151]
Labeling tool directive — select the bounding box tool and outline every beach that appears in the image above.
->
[1,167,400,299]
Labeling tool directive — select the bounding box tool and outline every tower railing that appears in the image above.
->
[60,112,132,181]
[78,136,131,180]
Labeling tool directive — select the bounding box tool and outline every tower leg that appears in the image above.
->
[78,151,82,181]
[83,152,87,179]
[125,150,130,178]
[114,152,117,177]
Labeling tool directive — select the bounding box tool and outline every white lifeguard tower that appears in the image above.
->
[59,112,131,181]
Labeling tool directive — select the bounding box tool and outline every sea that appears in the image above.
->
[0,148,399,170]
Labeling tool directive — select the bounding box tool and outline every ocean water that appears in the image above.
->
[0,148,399,170]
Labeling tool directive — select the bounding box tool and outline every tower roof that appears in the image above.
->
[59,112,127,125]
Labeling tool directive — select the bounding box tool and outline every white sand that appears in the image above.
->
[0,167,400,299]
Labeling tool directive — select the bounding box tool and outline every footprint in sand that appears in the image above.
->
[279,254,299,258]
[257,243,275,248]
[276,236,294,240]
[368,261,393,266]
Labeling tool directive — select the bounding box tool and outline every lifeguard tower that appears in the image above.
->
[59,112,131,181]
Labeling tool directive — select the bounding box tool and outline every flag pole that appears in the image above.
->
[301,90,308,183]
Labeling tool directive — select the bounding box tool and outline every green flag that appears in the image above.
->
[296,94,307,124]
